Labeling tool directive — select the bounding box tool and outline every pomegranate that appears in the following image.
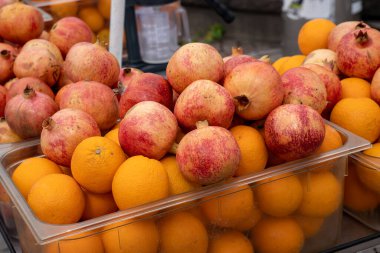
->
[166,42,224,93]
[328,21,370,51]
[5,86,58,139]
[59,81,119,131]
[64,42,120,87]
[4,77,17,89]
[0,43,17,84]
[39,30,50,41]
[0,85,6,117]
[222,47,244,62]
[0,0,17,9]
[223,54,257,82]
[56,65,73,89]
[175,121,240,185]
[118,101,178,160]
[49,17,93,57]
[0,118,21,143]
[117,67,143,92]
[118,73,172,118]
[6,77,54,102]
[174,79,234,130]
[13,39,63,86]
[223,61,284,120]
[303,64,342,118]
[302,49,339,75]
[371,68,380,104]
[336,28,380,79]
[264,104,325,162]
[281,67,327,114]
[40,108,101,166]
[0,2,44,44]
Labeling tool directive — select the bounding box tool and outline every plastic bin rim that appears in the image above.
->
[350,152,380,172]
[0,120,371,245]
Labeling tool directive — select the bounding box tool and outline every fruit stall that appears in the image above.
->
[0,0,380,252]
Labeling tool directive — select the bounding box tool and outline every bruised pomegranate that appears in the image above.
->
[0,85,6,117]
[5,86,58,139]
[59,81,119,131]
[49,17,93,57]
[119,101,178,160]
[6,77,54,102]
[0,118,21,143]
[281,67,327,114]
[117,67,143,92]
[328,21,370,51]
[0,3,44,44]
[13,39,63,86]
[264,104,325,162]
[174,79,234,130]
[176,121,240,185]
[64,42,120,87]
[371,68,380,104]
[166,42,224,93]
[118,73,172,118]
[303,63,342,117]
[40,108,101,166]
[0,43,17,84]
[336,28,380,79]
[224,61,284,120]
[302,49,339,75]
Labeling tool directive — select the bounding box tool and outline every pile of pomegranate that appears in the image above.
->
[0,3,379,188]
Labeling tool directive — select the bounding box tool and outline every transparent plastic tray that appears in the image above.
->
[0,121,371,252]
[344,152,380,231]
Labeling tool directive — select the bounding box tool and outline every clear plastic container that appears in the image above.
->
[0,122,370,253]
[344,152,380,231]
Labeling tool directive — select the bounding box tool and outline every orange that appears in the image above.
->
[330,97,380,143]
[112,155,169,210]
[315,124,343,154]
[49,0,78,18]
[234,207,262,232]
[340,77,371,99]
[230,125,268,176]
[355,144,380,195]
[278,54,306,75]
[27,174,85,224]
[81,190,118,220]
[97,0,111,19]
[297,171,342,218]
[97,28,110,49]
[250,216,304,253]
[363,142,380,157]
[272,56,290,73]
[298,18,336,55]
[344,162,379,212]
[157,211,208,253]
[45,231,104,253]
[78,7,105,33]
[160,155,199,195]
[101,218,159,253]
[293,215,325,238]
[104,128,120,146]
[12,157,62,199]
[255,174,303,217]
[200,184,257,229]
[208,230,254,253]
[71,136,126,194]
